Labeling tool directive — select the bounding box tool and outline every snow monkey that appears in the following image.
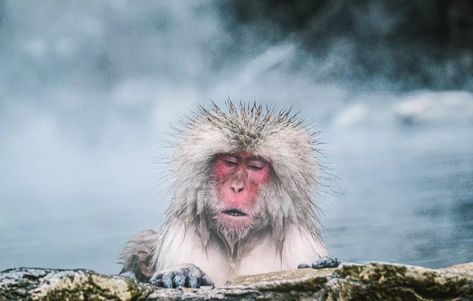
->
[120,102,340,288]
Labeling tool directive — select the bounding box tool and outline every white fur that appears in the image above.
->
[155,221,231,285]
[156,221,327,285]
[122,103,329,285]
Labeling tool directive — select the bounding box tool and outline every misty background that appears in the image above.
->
[1,1,472,274]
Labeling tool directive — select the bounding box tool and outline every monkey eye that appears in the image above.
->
[222,155,239,166]
[247,160,266,170]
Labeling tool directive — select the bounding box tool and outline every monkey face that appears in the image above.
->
[213,152,271,233]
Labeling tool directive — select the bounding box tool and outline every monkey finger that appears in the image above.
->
[149,273,163,286]
[297,263,311,269]
[173,270,186,288]
[312,257,341,269]
[187,275,200,288]
[186,266,202,288]
[162,271,174,288]
[201,273,214,287]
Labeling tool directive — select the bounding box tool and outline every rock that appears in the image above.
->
[1,262,473,300]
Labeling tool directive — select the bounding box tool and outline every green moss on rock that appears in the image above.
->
[1,262,472,301]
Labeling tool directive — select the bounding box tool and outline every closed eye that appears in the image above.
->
[248,160,265,170]
[222,155,239,166]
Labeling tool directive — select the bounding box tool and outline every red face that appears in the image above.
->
[214,152,271,230]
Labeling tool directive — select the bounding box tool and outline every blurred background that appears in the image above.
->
[1,1,472,274]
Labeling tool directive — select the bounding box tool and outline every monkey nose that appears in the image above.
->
[230,182,244,193]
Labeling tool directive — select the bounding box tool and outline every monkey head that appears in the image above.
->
[121,102,334,288]
[168,102,320,248]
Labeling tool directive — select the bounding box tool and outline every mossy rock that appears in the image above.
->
[1,262,472,300]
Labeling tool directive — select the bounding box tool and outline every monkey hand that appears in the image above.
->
[149,264,214,288]
[297,257,341,269]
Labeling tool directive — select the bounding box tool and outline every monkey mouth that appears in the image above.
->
[217,208,253,233]
[221,208,248,217]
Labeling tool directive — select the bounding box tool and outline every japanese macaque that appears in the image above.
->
[120,102,340,288]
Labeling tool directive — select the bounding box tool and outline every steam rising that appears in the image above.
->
[0,1,472,273]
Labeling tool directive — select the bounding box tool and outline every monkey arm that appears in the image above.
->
[150,264,214,288]
[119,229,159,282]
[297,257,342,269]
[120,229,214,288]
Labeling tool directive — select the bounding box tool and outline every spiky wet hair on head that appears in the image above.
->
[167,101,322,246]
